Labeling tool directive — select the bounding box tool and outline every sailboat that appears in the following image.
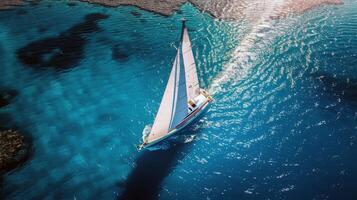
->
[138,19,213,150]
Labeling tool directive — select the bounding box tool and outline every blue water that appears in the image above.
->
[0,0,356,199]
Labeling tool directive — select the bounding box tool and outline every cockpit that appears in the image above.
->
[188,99,197,112]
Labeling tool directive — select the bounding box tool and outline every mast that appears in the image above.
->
[180,18,186,40]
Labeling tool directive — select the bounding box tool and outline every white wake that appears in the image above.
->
[208,0,287,94]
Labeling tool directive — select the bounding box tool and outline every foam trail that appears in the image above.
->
[208,0,286,95]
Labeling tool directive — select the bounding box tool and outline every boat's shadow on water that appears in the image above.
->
[117,124,203,200]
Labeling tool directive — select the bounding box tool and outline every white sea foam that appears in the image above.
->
[141,124,152,141]
[184,135,196,143]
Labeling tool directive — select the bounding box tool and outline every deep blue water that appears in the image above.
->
[0,0,356,200]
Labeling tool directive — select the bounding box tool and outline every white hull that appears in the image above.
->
[140,98,211,150]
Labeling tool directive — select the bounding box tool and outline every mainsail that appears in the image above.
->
[146,19,199,144]
[181,21,200,100]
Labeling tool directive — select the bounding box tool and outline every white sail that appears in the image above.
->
[169,49,189,129]
[181,25,200,100]
[147,50,188,143]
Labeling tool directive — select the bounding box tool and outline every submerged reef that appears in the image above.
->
[0,129,31,173]
[1,0,343,20]
[0,90,18,108]
[0,89,32,173]
[112,44,130,62]
[17,13,108,70]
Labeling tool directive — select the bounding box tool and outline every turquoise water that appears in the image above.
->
[0,0,356,199]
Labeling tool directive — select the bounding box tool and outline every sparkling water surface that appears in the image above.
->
[0,0,356,200]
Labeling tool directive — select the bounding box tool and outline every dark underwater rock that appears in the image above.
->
[0,129,31,173]
[112,45,129,62]
[67,2,77,7]
[139,18,147,24]
[37,26,48,33]
[0,113,16,128]
[0,89,18,108]
[29,0,40,7]
[17,13,108,70]
[16,9,27,15]
[130,10,142,17]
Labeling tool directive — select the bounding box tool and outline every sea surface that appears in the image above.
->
[0,0,357,200]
